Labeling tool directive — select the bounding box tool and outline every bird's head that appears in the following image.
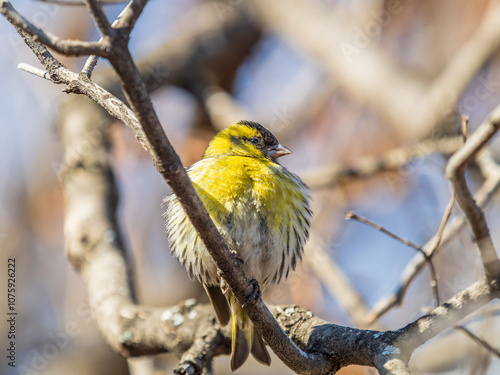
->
[204,120,292,162]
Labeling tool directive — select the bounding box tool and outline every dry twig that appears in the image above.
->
[455,326,500,359]
[446,107,500,280]
[345,212,440,310]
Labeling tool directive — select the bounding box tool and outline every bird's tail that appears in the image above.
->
[230,296,271,371]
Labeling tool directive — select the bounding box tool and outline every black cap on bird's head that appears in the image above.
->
[237,120,277,144]
[236,120,291,160]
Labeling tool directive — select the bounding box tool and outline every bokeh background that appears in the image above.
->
[2,0,500,374]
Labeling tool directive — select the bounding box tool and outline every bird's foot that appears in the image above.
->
[243,279,261,309]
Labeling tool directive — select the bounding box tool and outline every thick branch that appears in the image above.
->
[117,277,500,374]
[395,278,500,352]
[446,106,500,281]
[58,89,136,355]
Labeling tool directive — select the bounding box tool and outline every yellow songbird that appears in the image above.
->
[164,120,312,371]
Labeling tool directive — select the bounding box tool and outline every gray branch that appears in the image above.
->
[446,106,500,280]
[0,1,110,57]
[84,0,113,36]
[111,0,149,35]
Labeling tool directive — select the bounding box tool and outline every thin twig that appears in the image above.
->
[346,212,422,251]
[455,326,500,358]
[345,212,441,310]
[81,55,100,78]
[425,192,455,260]
[17,63,51,81]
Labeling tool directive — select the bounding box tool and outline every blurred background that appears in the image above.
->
[2,0,500,374]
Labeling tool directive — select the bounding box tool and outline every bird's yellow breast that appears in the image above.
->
[165,154,311,287]
[190,156,298,227]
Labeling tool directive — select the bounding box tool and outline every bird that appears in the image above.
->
[163,120,312,371]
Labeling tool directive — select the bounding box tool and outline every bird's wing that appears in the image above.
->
[203,283,231,326]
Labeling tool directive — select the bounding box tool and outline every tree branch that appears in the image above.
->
[84,0,113,36]
[110,0,148,35]
[302,136,463,189]
[346,211,441,308]
[368,165,500,324]
[395,278,499,353]
[455,325,500,358]
[446,106,500,281]
[79,0,149,78]
[0,1,110,57]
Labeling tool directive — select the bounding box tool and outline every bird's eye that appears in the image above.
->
[249,137,260,145]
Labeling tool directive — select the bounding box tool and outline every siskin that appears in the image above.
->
[164,120,312,371]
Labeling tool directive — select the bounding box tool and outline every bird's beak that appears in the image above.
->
[267,143,292,159]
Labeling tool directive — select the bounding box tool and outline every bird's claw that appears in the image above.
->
[243,279,261,309]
